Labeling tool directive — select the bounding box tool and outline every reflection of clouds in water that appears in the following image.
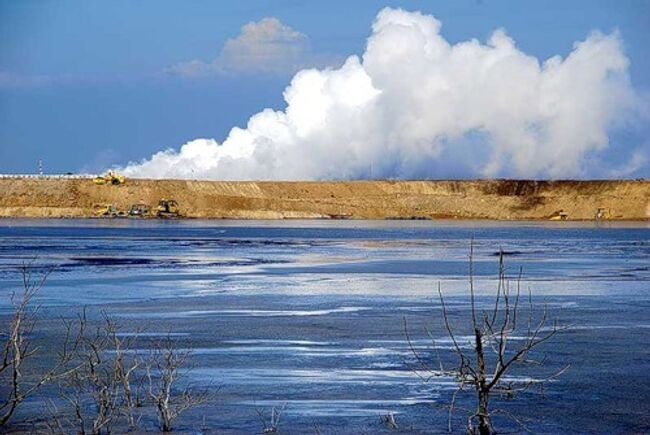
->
[542,324,650,332]
[224,339,335,346]
[194,345,401,357]
[124,306,370,318]
[202,274,636,297]
[236,398,438,417]
[114,332,189,337]
[190,367,455,386]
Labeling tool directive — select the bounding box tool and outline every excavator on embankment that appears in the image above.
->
[93,171,125,186]
[94,204,125,218]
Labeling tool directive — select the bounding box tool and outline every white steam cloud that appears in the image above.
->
[123,8,639,180]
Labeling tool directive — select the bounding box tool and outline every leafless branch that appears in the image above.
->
[0,264,78,426]
[145,335,210,432]
[404,247,566,435]
[256,403,286,434]
[379,411,398,429]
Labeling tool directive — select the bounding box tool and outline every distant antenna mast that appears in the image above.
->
[38,159,43,175]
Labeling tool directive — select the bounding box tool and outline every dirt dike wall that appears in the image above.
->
[0,178,647,220]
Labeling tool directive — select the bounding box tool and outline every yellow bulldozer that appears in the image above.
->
[93,171,125,185]
[94,204,125,218]
[156,199,180,218]
[549,210,569,221]
[595,207,611,220]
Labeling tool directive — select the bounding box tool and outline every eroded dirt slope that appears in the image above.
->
[0,178,647,220]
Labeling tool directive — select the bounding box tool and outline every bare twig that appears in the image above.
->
[404,247,566,435]
[0,264,78,426]
[256,403,286,434]
[145,335,209,432]
[380,411,398,429]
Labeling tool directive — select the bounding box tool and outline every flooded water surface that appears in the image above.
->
[0,219,648,434]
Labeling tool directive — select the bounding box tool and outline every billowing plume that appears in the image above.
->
[122,8,639,180]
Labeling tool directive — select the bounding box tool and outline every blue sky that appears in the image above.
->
[1,0,648,177]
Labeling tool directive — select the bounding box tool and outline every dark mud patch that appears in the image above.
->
[182,238,324,248]
[491,250,525,256]
[70,257,158,266]
[0,257,290,276]
[68,256,289,268]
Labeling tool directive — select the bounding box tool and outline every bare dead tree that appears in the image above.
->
[256,403,285,434]
[49,311,142,435]
[2,265,206,433]
[103,313,142,430]
[56,311,120,435]
[379,411,398,430]
[145,336,209,432]
[0,264,79,427]
[44,398,80,434]
[405,244,568,435]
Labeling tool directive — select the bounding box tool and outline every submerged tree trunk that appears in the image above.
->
[412,249,565,434]
[474,327,492,435]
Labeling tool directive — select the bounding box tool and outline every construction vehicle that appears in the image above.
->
[595,207,611,220]
[156,199,180,218]
[549,210,569,221]
[94,204,125,218]
[93,171,125,185]
[128,202,150,217]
